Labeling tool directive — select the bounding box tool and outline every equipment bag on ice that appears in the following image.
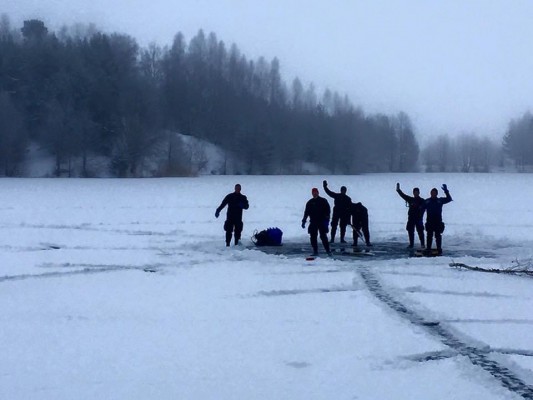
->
[251,227,283,246]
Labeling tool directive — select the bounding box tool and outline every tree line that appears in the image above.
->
[503,112,533,171]
[422,113,533,173]
[1,16,531,177]
[0,16,420,177]
[422,133,502,173]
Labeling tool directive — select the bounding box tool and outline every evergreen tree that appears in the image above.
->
[0,16,424,176]
[0,91,27,175]
[504,112,533,170]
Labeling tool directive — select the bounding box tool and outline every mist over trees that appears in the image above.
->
[0,16,421,177]
[422,133,502,173]
[503,112,533,171]
[420,114,533,173]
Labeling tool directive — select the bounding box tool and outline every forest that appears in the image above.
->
[0,15,528,177]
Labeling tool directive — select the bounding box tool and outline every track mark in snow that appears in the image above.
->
[404,348,533,364]
[403,286,511,298]
[39,242,61,250]
[9,222,179,237]
[255,286,359,297]
[360,267,533,399]
[0,263,165,282]
[403,349,458,362]
[493,349,533,357]
[443,318,533,325]
[0,244,63,252]
[285,361,311,369]
[0,268,124,282]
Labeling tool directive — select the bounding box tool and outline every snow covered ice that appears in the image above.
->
[1,173,533,399]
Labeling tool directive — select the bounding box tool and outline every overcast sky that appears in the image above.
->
[4,0,533,141]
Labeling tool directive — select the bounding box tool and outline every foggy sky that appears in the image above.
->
[4,0,533,140]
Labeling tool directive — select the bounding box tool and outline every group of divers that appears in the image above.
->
[215,181,453,257]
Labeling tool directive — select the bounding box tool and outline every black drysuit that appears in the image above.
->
[216,192,249,245]
[396,189,426,247]
[302,196,331,254]
[351,202,371,246]
[323,186,352,242]
[423,190,452,252]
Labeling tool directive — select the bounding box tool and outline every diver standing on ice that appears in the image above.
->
[396,183,426,249]
[215,183,249,246]
[423,184,452,255]
[302,187,332,256]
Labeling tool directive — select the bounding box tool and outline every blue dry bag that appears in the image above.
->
[252,227,283,246]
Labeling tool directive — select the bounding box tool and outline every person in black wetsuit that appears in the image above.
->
[302,187,331,256]
[423,184,452,255]
[396,183,426,248]
[215,183,249,246]
[323,180,352,243]
[351,202,372,247]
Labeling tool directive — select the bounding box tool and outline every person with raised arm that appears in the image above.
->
[396,183,426,249]
[322,180,352,244]
[423,184,453,255]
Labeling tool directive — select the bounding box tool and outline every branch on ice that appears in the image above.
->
[449,259,533,277]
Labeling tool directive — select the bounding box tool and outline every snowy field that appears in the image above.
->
[1,173,533,400]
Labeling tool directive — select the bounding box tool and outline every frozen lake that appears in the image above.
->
[1,174,532,399]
